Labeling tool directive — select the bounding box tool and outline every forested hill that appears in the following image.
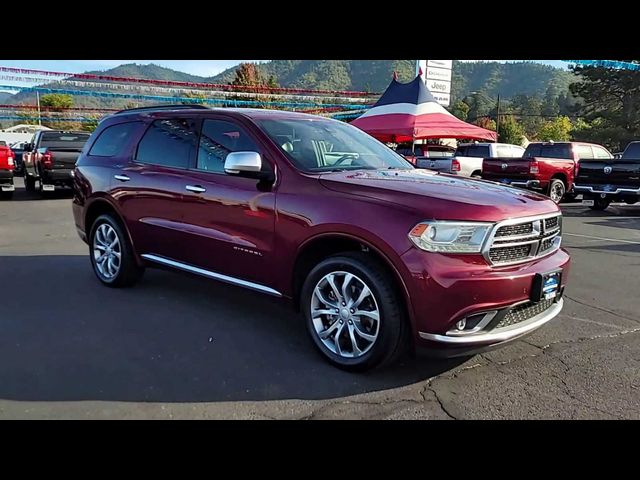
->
[2,61,575,108]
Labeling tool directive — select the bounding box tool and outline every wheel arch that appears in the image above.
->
[291,232,416,330]
[84,197,142,265]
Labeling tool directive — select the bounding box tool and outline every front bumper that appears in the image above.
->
[401,246,570,353]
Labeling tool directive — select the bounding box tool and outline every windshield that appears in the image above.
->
[258,117,413,172]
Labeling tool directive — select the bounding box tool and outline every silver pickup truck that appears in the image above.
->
[419,142,525,177]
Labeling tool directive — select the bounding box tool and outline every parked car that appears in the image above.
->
[574,140,640,210]
[395,144,455,165]
[9,141,26,176]
[481,141,614,204]
[22,130,91,195]
[425,142,525,176]
[72,105,570,371]
[0,140,15,199]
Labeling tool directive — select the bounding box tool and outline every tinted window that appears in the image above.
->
[40,132,90,149]
[455,145,490,158]
[524,143,573,159]
[623,142,640,158]
[593,146,612,159]
[196,119,260,173]
[136,118,198,169]
[89,122,142,157]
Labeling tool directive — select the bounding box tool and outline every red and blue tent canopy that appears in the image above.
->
[350,75,497,143]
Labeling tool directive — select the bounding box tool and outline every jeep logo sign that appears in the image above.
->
[427,79,451,94]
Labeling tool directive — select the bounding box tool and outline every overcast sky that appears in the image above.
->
[0,60,569,92]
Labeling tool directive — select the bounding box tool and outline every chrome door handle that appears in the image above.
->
[185,185,206,193]
[114,174,130,182]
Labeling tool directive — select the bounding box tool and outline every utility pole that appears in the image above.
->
[36,91,42,126]
[496,93,501,141]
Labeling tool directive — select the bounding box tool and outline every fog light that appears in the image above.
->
[456,319,466,331]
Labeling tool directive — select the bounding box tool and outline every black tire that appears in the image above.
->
[300,251,409,371]
[471,171,482,178]
[589,197,611,211]
[548,179,566,204]
[88,213,144,288]
[24,175,36,192]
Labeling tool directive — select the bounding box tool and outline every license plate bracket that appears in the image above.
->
[582,199,594,206]
[531,270,562,302]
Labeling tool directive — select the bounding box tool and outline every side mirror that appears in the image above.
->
[224,151,262,175]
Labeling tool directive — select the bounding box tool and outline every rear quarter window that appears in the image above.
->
[89,121,143,157]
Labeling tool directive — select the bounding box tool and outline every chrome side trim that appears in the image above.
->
[140,254,282,297]
[419,298,563,345]
[573,184,640,195]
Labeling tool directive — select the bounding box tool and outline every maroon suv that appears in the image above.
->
[72,105,570,371]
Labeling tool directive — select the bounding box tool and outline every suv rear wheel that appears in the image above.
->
[300,252,408,371]
[89,214,144,287]
[548,179,566,204]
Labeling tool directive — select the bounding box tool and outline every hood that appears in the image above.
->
[319,169,559,222]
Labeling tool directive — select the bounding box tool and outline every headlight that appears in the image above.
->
[408,221,493,253]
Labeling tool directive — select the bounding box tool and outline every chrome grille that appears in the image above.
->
[495,298,556,329]
[495,223,533,238]
[484,214,562,266]
[488,244,532,263]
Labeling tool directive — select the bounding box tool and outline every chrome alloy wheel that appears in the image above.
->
[550,182,565,203]
[310,271,380,358]
[93,223,121,280]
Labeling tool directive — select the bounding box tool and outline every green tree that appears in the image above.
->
[451,100,470,121]
[569,61,640,151]
[497,115,526,145]
[40,93,73,110]
[183,91,207,105]
[537,116,573,141]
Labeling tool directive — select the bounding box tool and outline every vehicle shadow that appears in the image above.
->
[7,178,74,202]
[0,255,467,403]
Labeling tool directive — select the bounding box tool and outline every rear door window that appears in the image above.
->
[575,145,594,160]
[496,145,513,157]
[89,121,142,157]
[593,146,612,159]
[136,118,199,169]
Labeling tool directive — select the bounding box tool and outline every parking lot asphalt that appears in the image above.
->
[1,177,639,419]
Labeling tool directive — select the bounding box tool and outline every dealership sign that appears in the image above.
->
[417,60,452,106]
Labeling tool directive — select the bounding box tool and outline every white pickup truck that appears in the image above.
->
[419,142,525,177]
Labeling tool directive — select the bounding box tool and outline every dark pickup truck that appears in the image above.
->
[22,130,91,195]
[481,141,614,204]
[574,141,640,210]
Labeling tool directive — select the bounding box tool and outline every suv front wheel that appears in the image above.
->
[89,214,144,287]
[301,252,408,371]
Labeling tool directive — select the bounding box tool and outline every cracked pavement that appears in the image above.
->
[1,179,639,419]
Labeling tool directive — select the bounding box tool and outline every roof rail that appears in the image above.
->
[114,104,211,115]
